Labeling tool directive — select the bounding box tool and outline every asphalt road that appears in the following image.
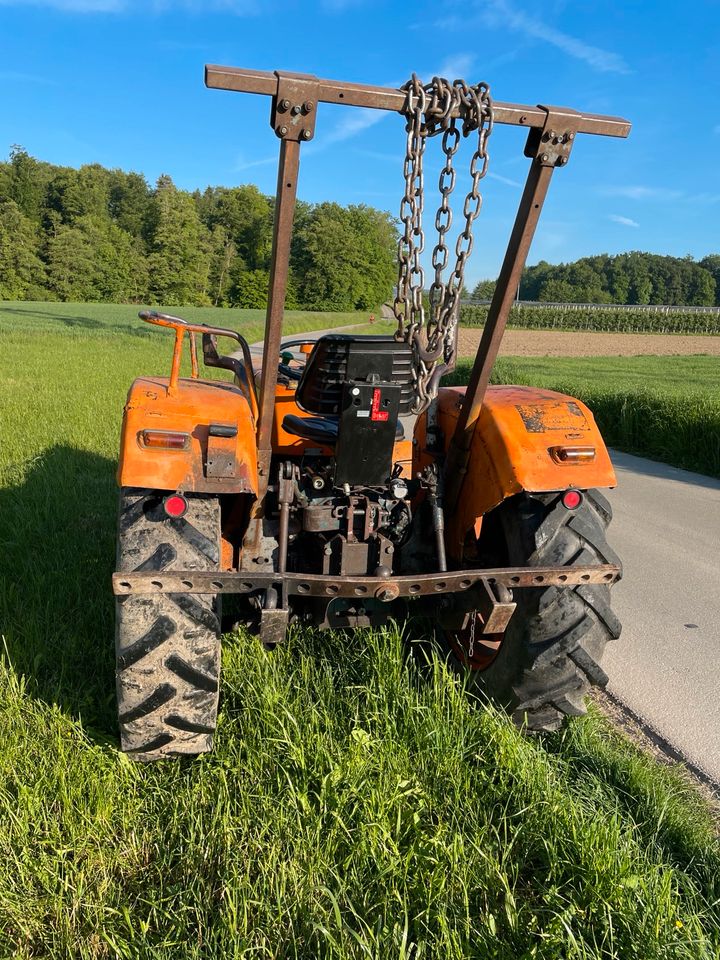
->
[603,451,720,785]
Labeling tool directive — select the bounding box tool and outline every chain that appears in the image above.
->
[394,75,493,414]
[468,609,477,660]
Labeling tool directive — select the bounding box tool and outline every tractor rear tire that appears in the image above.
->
[115,488,222,761]
[445,489,622,732]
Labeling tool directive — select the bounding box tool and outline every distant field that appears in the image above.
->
[0,300,370,341]
[1,301,719,956]
[460,302,720,335]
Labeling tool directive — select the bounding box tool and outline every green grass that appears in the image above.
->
[1,303,719,957]
[449,355,720,479]
[459,303,720,335]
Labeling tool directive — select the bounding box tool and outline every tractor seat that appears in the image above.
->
[283,414,403,446]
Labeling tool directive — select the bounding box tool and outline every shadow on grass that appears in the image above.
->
[0,445,118,737]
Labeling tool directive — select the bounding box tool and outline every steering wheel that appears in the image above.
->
[278,338,315,382]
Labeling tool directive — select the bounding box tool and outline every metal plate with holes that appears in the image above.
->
[113,564,620,597]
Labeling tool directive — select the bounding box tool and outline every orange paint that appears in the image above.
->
[118,376,258,496]
[414,384,617,561]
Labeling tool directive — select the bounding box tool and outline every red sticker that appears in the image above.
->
[371,387,389,421]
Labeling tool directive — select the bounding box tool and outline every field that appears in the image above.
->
[459,303,720,335]
[1,301,719,957]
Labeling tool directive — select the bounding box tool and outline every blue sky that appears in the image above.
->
[1,0,718,284]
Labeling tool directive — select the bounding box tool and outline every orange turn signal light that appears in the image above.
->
[549,445,596,464]
[140,430,190,450]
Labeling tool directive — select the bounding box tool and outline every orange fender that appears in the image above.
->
[415,385,616,560]
[118,376,258,496]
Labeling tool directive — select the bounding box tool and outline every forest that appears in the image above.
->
[0,147,396,310]
[472,252,720,306]
[2,147,719,311]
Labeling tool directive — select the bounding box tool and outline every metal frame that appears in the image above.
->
[205,64,630,516]
[113,563,620,598]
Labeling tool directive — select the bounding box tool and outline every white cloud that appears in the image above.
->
[488,171,522,188]
[608,214,639,227]
[433,53,475,81]
[0,0,123,8]
[481,0,630,75]
[601,185,683,200]
[0,0,259,10]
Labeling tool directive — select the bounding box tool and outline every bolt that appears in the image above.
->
[324,544,332,556]
[553,135,563,144]
[301,128,312,140]
[277,124,288,136]
[544,130,555,141]
[279,98,291,110]
[540,153,549,162]
[303,100,314,112]
[291,104,302,116]
[559,156,568,165]
[567,132,575,141]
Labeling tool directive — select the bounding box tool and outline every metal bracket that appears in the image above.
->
[206,422,238,479]
[271,71,320,141]
[524,104,581,167]
[477,579,517,634]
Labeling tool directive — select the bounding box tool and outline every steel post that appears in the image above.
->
[254,137,301,515]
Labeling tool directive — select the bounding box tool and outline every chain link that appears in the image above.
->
[468,609,477,660]
[394,75,493,414]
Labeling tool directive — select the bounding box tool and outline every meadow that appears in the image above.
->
[1,301,719,958]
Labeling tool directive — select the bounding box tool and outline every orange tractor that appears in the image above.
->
[113,65,630,760]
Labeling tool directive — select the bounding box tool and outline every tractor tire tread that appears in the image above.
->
[115,490,221,761]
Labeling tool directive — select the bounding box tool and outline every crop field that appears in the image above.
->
[1,301,719,958]
[459,303,720,335]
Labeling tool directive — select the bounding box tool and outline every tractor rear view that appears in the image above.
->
[113,66,629,760]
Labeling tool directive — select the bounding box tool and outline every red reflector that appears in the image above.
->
[164,494,188,518]
[141,430,189,450]
[562,489,583,510]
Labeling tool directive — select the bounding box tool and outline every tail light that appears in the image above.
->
[549,445,596,464]
[140,430,189,450]
[163,493,188,518]
[561,489,583,510]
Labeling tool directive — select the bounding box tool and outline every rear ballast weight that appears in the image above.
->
[113,64,629,760]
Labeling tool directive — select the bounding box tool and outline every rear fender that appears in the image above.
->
[118,376,258,496]
[416,385,616,559]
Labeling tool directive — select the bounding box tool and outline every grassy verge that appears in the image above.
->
[449,356,720,479]
[1,304,719,956]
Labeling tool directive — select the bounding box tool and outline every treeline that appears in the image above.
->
[0,147,396,310]
[472,252,720,307]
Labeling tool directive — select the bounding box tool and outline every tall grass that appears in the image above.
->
[448,356,720,479]
[0,302,718,956]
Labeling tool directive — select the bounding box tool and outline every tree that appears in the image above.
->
[471,279,496,300]
[292,202,396,310]
[0,199,46,299]
[146,175,211,306]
